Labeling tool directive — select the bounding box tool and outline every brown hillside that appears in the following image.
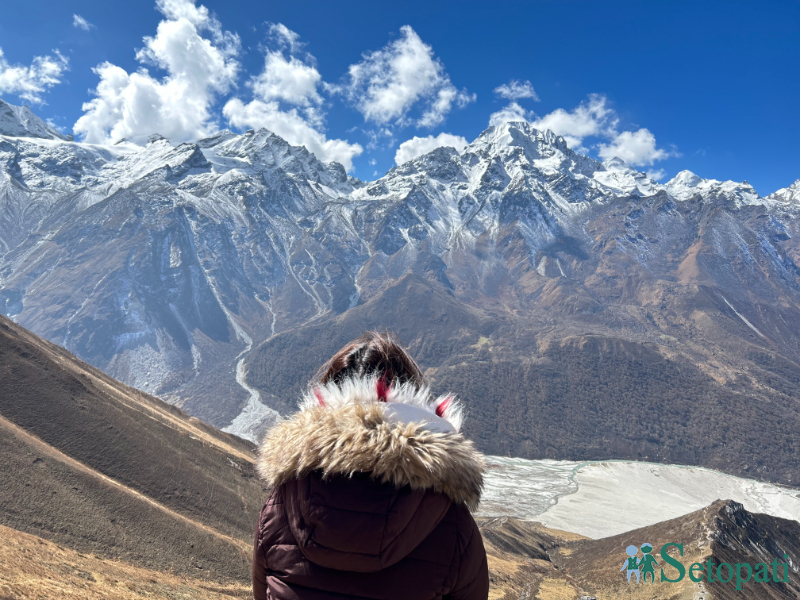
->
[477,518,589,600]
[553,500,800,599]
[0,314,266,582]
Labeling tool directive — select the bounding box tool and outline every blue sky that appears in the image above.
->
[1,0,798,193]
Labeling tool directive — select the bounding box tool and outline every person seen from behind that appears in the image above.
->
[252,331,490,599]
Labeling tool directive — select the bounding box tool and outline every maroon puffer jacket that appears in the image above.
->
[252,377,489,600]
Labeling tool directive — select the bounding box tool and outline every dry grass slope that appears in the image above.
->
[0,524,250,600]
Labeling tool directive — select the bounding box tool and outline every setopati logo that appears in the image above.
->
[621,543,792,590]
[621,543,658,583]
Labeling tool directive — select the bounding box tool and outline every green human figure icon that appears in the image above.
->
[638,543,658,583]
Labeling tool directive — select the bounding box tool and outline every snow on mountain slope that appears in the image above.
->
[768,179,800,204]
[664,169,761,206]
[481,457,800,538]
[0,99,72,141]
[1,105,800,469]
[0,123,371,432]
[593,157,660,196]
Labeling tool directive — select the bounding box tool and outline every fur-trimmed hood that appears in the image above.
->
[257,376,485,511]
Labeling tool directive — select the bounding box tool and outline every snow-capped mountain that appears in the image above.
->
[2,101,800,486]
[663,169,762,205]
[767,179,800,204]
[0,99,72,141]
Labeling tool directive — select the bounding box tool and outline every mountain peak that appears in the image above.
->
[474,121,569,154]
[665,169,760,205]
[465,121,605,182]
[0,99,72,141]
[667,169,702,187]
[767,179,800,204]
[601,156,636,173]
[196,129,237,149]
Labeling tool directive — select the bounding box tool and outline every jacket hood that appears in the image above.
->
[256,376,486,571]
[258,376,484,509]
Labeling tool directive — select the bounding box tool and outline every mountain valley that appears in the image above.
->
[2,98,800,485]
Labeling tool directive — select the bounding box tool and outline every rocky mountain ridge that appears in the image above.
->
[0,99,72,141]
[768,179,800,205]
[2,101,800,484]
[547,500,800,599]
[481,500,800,599]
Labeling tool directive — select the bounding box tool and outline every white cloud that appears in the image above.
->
[73,14,95,31]
[155,0,211,24]
[488,101,533,127]
[0,48,68,104]
[364,126,395,151]
[395,132,469,165]
[268,23,301,52]
[251,52,322,108]
[647,168,667,181]
[223,23,362,171]
[339,25,472,128]
[530,94,617,149]
[488,93,676,166]
[597,128,674,167]
[494,79,538,101]
[74,0,239,145]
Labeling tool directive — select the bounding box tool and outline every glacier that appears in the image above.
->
[481,456,800,538]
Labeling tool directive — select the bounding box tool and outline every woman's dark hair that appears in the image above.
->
[314,331,424,388]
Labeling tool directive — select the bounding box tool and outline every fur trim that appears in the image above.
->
[258,378,485,511]
[299,375,465,432]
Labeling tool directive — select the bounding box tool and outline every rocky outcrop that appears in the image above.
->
[482,501,800,599]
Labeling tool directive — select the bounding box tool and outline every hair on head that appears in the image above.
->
[314,331,424,388]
